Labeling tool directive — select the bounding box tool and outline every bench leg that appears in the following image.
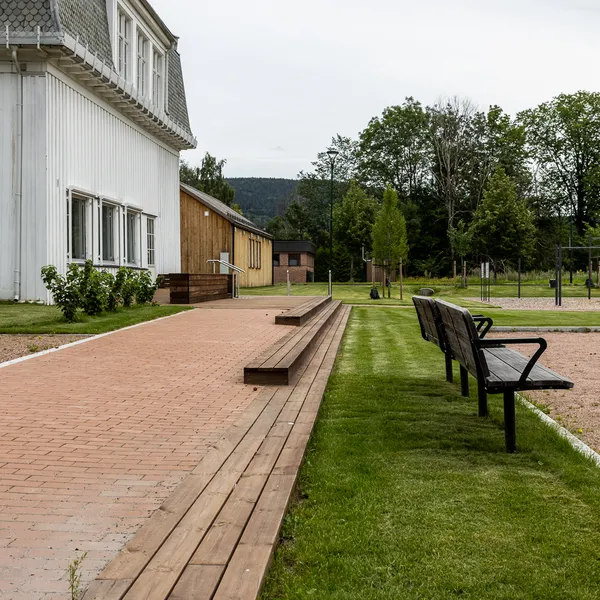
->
[478,384,488,417]
[503,391,517,453]
[445,353,453,383]
[460,366,469,397]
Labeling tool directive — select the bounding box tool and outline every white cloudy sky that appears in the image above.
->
[151,0,600,178]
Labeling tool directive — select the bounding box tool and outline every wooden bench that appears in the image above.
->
[435,299,574,453]
[413,296,493,416]
[245,300,342,385]
[275,296,332,326]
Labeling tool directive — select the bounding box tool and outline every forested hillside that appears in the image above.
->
[227,178,298,226]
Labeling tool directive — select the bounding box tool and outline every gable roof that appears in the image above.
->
[3,0,194,148]
[181,183,273,239]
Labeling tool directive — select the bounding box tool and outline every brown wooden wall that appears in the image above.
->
[180,189,232,274]
[234,228,273,287]
[170,273,232,304]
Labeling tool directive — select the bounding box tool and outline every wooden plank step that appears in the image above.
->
[244,301,342,385]
[275,295,332,326]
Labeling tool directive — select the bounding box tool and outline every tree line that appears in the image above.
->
[266,92,600,281]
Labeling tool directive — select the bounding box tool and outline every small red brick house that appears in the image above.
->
[273,241,316,284]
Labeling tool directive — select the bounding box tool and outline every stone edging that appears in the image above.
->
[516,393,600,468]
[0,309,192,371]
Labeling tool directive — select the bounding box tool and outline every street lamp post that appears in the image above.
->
[326,149,339,297]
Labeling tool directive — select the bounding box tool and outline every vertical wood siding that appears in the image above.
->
[179,190,232,273]
[0,72,17,299]
[234,228,273,287]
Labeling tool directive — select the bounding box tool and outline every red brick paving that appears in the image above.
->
[0,308,292,599]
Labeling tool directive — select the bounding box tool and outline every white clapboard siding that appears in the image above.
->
[0,72,18,299]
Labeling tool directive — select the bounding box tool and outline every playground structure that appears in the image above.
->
[554,238,600,306]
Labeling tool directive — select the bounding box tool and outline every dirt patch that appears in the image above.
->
[488,331,600,451]
[467,297,600,310]
[0,334,91,363]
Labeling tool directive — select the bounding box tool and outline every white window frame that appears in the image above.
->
[147,217,156,266]
[118,7,132,81]
[136,32,148,96]
[68,193,92,262]
[152,48,164,108]
[100,201,119,264]
[124,208,141,267]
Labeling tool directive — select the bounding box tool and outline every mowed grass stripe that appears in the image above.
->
[262,308,600,600]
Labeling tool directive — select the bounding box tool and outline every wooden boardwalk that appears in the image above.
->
[83,305,351,600]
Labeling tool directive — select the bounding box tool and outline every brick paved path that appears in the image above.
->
[0,309,292,599]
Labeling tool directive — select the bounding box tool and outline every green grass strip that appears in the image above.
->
[263,308,600,600]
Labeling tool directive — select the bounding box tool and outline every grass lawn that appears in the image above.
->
[262,308,600,600]
[0,302,192,334]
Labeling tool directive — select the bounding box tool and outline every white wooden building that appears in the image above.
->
[0,0,196,302]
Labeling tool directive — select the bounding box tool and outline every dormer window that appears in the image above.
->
[118,9,132,80]
[137,33,148,95]
[152,49,164,108]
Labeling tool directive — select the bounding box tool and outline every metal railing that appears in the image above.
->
[207,260,245,298]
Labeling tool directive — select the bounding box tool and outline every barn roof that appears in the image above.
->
[181,183,273,239]
[3,0,194,148]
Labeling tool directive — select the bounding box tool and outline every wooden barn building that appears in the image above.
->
[180,183,273,287]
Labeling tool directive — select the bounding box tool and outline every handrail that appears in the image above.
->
[206,259,245,273]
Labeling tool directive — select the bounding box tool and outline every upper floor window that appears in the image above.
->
[137,33,148,95]
[118,9,132,80]
[152,49,164,108]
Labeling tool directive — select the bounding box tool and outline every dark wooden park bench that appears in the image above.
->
[433,299,574,453]
[413,296,493,416]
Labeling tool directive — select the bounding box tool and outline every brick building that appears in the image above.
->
[273,241,316,284]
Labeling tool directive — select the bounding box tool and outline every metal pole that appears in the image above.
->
[329,160,334,297]
[589,238,593,301]
[518,257,521,299]
[569,217,573,284]
[555,245,559,307]
[559,245,563,306]
[399,257,403,300]
[287,270,291,297]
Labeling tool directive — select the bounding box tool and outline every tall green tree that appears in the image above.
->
[372,187,409,296]
[180,153,237,210]
[333,181,378,281]
[519,91,600,235]
[469,167,536,272]
[358,98,431,197]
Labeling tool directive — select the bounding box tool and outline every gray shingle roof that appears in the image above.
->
[181,183,273,239]
[2,0,192,137]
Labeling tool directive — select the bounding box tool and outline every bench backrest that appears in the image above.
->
[412,296,445,350]
[435,300,489,379]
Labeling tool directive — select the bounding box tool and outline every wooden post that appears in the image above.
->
[462,261,467,288]
[287,270,291,296]
[453,260,457,279]
[399,258,403,300]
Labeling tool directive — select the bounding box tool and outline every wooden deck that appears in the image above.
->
[244,301,342,385]
[82,305,351,600]
[274,296,332,326]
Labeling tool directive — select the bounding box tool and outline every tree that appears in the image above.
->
[180,153,236,208]
[358,97,431,197]
[469,167,536,272]
[519,91,600,235]
[333,181,378,281]
[372,187,409,297]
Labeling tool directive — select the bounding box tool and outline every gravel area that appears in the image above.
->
[0,334,91,363]
[468,297,600,310]
[489,331,600,451]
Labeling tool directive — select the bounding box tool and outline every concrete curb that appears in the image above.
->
[516,393,600,468]
[493,326,600,333]
[0,309,192,371]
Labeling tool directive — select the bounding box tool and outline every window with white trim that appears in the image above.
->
[124,210,140,265]
[137,33,148,95]
[152,48,163,108]
[71,196,88,260]
[118,9,132,80]
[101,204,118,262]
[147,218,155,266]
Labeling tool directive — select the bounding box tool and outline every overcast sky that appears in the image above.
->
[151,0,600,178]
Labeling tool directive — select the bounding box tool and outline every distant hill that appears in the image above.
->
[227,178,298,227]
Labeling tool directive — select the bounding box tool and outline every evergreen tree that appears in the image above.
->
[180,153,236,208]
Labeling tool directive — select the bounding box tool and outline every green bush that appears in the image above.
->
[79,261,108,316]
[136,270,159,304]
[41,264,82,322]
[120,268,138,308]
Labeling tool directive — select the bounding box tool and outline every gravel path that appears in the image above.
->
[467,297,600,310]
[488,331,600,451]
[0,334,91,363]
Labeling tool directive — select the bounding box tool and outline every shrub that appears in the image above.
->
[136,270,159,304]
[79,261,109,316]
[106,270,123,312]
[41,264,82,322]
[120,268,137,308]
